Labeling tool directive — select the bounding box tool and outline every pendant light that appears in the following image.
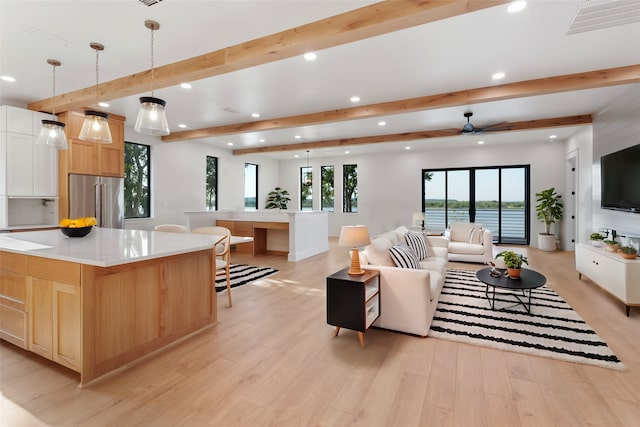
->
[79,42,112,144]
[135,20,169,136]
[36,59,68,150]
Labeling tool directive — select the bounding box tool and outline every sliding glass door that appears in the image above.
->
[423,165,530,245]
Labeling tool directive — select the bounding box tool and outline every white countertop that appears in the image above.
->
[0,228,222,267]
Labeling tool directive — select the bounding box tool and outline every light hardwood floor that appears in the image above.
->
[2,240,640,426]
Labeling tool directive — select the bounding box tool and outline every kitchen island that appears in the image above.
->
[0,228,220,386]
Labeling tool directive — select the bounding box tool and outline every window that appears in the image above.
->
[300,166,313,210]
[206,156,218,211]
[321,165,334,212]
[422,165,530,244]
[124,142,150,218]
[343,164,358,213]
[244,163,258,209]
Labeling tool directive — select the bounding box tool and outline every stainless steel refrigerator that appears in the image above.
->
[69,174,124,228]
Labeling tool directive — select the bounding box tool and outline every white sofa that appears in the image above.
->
[359,225,449,337]
[444,222,494,264]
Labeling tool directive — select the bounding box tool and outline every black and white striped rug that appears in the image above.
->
[215,264,279,292]
[429,269,624,370]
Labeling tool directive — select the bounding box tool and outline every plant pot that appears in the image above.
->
[620,252,638,260]
[591,240,604,247]
[507,267,521,279]
[538,233,557,251]
[605,243,620,252]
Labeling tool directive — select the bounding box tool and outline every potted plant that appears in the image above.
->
[535,187,563,251]
[495,250,528,279]
[603,239,620,252]
[620,246,638,259]
[265,187,291,210]
[590,232,605,247]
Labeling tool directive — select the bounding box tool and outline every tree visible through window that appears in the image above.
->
[206,156,218,211]
[321,165,334,212]
[124,142,150,218]
[343,164,358,213]
[300,166,312,210]
[244,163,258,209]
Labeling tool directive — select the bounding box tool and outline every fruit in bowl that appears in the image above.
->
[59,217,97,237]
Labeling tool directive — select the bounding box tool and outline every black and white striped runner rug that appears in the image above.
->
[215,264,279,292]
[429,269,624,370]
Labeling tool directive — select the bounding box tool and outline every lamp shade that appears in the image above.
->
[338,225,371,248]
[339,225,370,276]
[135,96,170,135]
[412,212,426,228]
[79,110,112,144]
[36,119,68,149]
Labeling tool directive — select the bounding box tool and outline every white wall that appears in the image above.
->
[123,126,280,230]
[590,84,640,239]
[278,140,567,242]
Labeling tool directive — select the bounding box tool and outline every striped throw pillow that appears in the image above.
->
[405,230,429,260]
[389,244,420,269]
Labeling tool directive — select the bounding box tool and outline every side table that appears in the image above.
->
[326,268,380,348]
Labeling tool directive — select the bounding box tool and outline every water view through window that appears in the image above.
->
[423,166,530,244]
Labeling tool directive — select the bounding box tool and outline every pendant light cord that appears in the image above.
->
[95,47,100,108]
[51,63,57,117]
[150,25,155,96]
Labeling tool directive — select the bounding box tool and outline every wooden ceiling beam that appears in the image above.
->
[165,65,640,142]
[231,115,593,155]
[28,0,509,113]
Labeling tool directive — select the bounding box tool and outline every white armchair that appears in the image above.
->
[444,222,494,264]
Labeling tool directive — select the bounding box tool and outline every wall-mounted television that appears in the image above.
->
[600,144,640,213]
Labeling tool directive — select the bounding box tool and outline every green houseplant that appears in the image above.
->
[620,245,638,259]
[590,232,605,247]
[535,187,563,251]
[495,250,528,279]
[265,187,291,210]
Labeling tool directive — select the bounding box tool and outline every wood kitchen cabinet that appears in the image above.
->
[0,252,29,349]
[58,110,125,177]
[57,110,125,219]
[27,257,82,372]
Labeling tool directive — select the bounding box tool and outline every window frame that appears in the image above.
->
[124,141,151,219]
[300,166,313,211]
[343,164,358,213]
[320,165,335,212]
[244,162,259,210]
[206,155,218,211]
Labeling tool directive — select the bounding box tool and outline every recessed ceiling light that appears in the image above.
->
[1,75,16,82]
[350,96,360,103]
[178,124,187,129]
[251,113,260,118]
[98,102,109,108]
[295,135,301,139]
[508,1,527,13]
[294,154,300,158]
[226,142,234,146]
[304,52,317,61]
[180,83,192,89]
[345,150,350,154]
[259,138,265,143]
[477,140,485,145]
[492,71,506,80]
[405,146,411,150]
[549,135,557,139]
[378,121,386,126]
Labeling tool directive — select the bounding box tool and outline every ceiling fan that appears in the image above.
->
[461,112,512,134]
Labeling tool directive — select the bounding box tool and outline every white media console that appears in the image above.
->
[576,243,640,316]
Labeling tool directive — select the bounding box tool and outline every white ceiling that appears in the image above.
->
[1,0,639,159]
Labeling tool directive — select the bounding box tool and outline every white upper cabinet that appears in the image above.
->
[0,105,34,134]
[0,106,58,197]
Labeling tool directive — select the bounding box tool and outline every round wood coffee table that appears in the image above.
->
[476,267,546,313]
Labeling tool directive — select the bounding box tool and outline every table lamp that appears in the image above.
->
[412,212,426,229]
[338,225,371,276]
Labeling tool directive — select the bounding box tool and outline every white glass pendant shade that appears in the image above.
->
[79,110,112,144]
[36,119,68,149]
[135,96,170,135]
